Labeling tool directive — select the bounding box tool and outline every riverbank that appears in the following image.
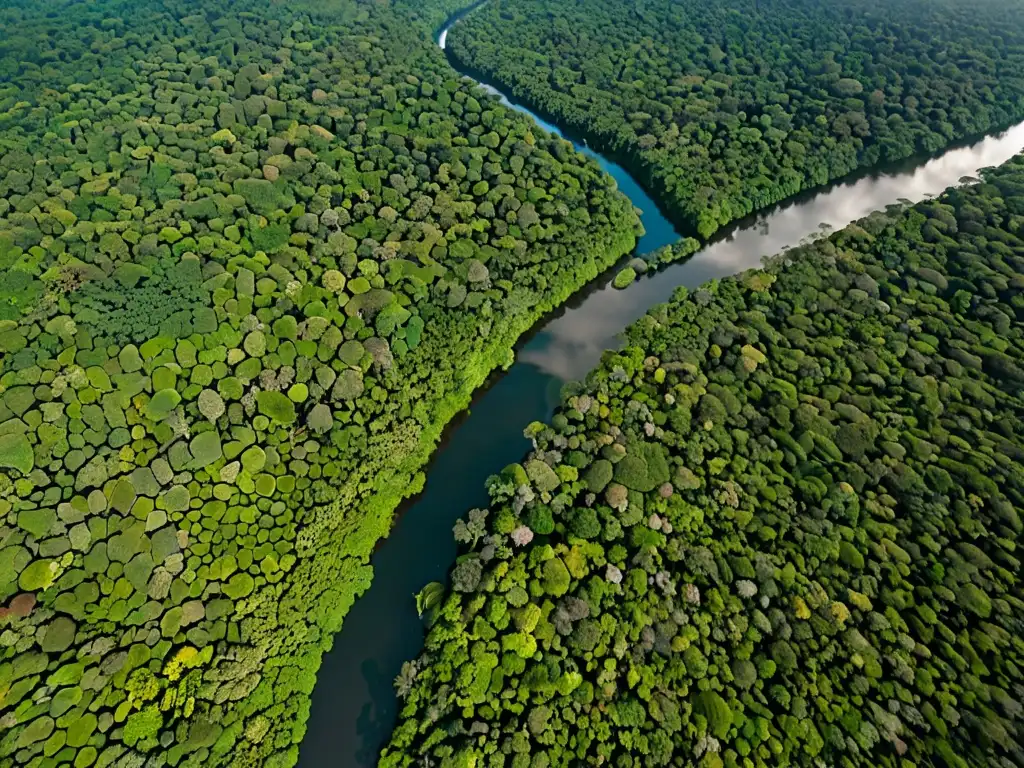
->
[296,5,1024,765]
[379,150,1024,768]
[0,1,644,765]
[440,0,1024,239]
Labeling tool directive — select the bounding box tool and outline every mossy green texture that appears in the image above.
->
[381,156,1024,768]
[445,0,1024,238]
[0,0,639,764]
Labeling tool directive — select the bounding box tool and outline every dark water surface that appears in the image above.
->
[298,10,1024,766]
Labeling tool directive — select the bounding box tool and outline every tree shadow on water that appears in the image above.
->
[353,658,397,767]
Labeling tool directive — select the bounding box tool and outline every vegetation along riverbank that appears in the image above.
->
[381,152,1024,768]
[444,0,1024,237]
[2,0,1024,766]
[0,0,638,764]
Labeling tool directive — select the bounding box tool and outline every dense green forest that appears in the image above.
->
[6,0,1024,764]
[0,0,640,764]
[445,0,1024,236]
[380,153,1024,767]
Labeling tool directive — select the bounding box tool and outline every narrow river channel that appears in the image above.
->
[297,8,1024,766]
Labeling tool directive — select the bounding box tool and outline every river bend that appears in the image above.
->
[297,8,1024,766]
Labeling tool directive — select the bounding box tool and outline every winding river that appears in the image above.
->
[297,8,1024,767]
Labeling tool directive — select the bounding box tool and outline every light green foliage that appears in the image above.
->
[256,391,297,425]
[0,432,33,473]
[0,0,640,763]
[502,632,538,659]
[240,446,267,474]
[612,266,637,289]
[224,572,255,599]
[189,432,223,467]
[19,560,56,591]
[541,557,570,597]
[146,389,182,421]
[526,459,560,493]
[122,706,163,747]
[694,690,732,739]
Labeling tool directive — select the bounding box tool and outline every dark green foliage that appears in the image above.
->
[0,0,640,764]
[445,0,1024,236]
[568,508,601,539]
[613,443,670,492]
[583,459,613,492]
[232,179,286,217]
[452,558,483,592]
[380,156,1024,768]
[524,504,555,536]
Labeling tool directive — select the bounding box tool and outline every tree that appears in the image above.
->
[452,558,483,592]
[694,690,733,739]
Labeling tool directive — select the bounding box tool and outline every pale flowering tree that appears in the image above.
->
[512,484,535,514]
[511,525,534,547]
[394,660,419,699]
[684,583,701,605]
[453,508,488,549]
[737,580,758,598]
[166,407,190,440]
[605,483,629,512]
[605,564,623,584]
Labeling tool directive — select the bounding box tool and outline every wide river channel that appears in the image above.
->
[298,7,1024,766]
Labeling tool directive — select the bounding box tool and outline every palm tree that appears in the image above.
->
[394,661,418,699]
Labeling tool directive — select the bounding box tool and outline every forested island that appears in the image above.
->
[381,152,1024,768]
[445,0,1024,236]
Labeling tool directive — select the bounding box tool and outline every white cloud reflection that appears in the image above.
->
[520,121,1024,382]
